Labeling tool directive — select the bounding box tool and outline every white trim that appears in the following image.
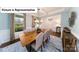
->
[71,31,79,40]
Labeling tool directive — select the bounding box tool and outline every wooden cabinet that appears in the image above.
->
[62,27,77,52]
[56,26,61,37]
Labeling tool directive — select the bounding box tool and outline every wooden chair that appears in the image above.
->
[56,26,61,37]
[56,26,61,33]
[62,27,77,52]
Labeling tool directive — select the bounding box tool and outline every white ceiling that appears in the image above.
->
[31,7,65,17]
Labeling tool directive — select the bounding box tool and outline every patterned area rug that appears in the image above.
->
[37,36,63,52]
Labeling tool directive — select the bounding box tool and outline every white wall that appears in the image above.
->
[61,11,70,28]
[40,15,61,32]
[26,13,32,29]
[69,8,79,39]
[61,7,79,39]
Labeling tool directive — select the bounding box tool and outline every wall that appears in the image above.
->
[61,7,79,39]
[61,10,70,28]
[61,8,71,38]
[40,14,61,32]
[0,13,10,45]
[26,13,32,29]
[69,8,79,39]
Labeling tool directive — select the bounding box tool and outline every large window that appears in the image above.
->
[10,13,26,40]
[14,14,25,32]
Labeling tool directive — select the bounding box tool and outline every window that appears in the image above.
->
[14,14,25,32]
[10,13,26,40]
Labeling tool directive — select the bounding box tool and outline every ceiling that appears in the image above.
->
[31,7,65,17]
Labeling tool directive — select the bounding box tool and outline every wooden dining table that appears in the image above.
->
[20,29,46,47]
[20,31,37,47]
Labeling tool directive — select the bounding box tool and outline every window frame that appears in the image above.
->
[10,13,26,40]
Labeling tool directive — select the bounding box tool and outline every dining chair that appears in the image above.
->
[43,30,50,48]
[31,32,44,52]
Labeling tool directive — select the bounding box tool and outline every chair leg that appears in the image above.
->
[41,45,43,52]
[43,42,45,48]
[26,44,31,52]
[30,47,37,52]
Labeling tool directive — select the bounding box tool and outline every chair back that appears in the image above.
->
[35,32,44,50]
[43,30,50,41]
